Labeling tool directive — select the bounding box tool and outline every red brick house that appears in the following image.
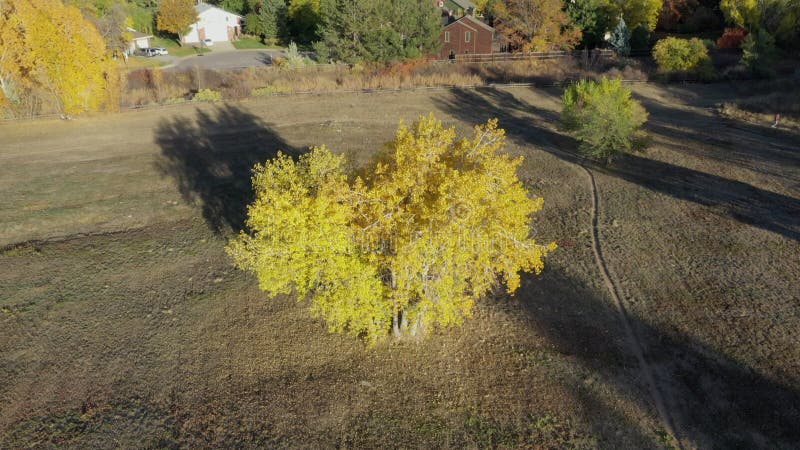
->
[438,15,494,59]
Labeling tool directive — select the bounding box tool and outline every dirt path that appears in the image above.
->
[582,166,685,449]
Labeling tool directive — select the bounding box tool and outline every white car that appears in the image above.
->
[202,38,213,47]
[154,47,168,56]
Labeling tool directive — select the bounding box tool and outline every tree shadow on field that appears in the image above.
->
[155,105,301,233]
[434,87,800,446]
[512,264,800,449]
[434,87,800,242]
[633,95,800,184]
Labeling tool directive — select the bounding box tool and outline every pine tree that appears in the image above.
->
[314,0,440,63]
[609,16,631,56]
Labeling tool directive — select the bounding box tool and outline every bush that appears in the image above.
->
[742,29,777,78]
[630,25,651,51]
[717,27,748,49]
[561,77,648,163]
[652,37,715,78]
[192,89,222,102]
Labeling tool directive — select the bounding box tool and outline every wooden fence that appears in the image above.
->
[437,48,651,64]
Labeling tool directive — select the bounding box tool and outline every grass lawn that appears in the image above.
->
[151,36,211,57]
[233,35,284,50]
[1,84,798,448]
[232,36,267,49]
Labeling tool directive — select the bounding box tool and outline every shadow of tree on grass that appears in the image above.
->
[512,263,800,449]
[435,87,800,242]
[154,105,302,234]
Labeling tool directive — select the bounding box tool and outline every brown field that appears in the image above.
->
[1,83,799,449]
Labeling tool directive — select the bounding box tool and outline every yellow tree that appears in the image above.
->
[0,0,32,107]
[227,114,556,343]
[1,0,118,115]
[156,0,197,46]
[609,0,663,31]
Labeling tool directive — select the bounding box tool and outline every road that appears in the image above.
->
[164,49,286,71]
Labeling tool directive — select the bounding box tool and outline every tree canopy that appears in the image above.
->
[561,77,648,163]
[156,0,197,44]
[1,0,118,115]
[314,0,441,63]
[227,114,556,343]
[493,0,582,52]
[244,0,287,41]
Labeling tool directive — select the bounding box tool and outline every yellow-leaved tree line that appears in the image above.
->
[228,114,556,343]
[0,0,119,116]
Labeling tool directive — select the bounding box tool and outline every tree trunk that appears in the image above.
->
[392,311,401,338]
[409,308,426,337]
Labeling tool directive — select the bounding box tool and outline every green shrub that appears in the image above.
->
[561,77,648,163]
[193,89,222,102]
[283,41,312,69]
[652,37,715,79]
[742,29,777,78]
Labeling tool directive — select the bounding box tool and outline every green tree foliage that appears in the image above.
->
[653,37,714,77]
[244,0,287,41]
[566,0,615,48]
[314,0,440,63]
[720,0,760,28]
[561,77,648,163]
[741,29,777,77]
[608,17,630,56]
[492,0,581,52]
[215,0,247,15]
[156,0,197,45]
[721,0,800,47]
[227,114,556,343]
[287,0,320,44]
[565,0,661,47]
[0,0,119,115]
[609,0,662,31]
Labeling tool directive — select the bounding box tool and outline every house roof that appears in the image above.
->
[445,15,493,33]
[127,27,152,39]
[195,2,242,18]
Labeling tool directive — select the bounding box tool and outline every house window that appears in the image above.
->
[465,31,471,43]
[444,31,450,43]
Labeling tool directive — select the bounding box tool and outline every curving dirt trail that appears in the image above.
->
[582,166,685,449]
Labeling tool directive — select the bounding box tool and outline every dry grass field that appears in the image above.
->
[1,83,798,449]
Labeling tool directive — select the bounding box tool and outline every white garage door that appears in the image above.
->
[205,19,229,42]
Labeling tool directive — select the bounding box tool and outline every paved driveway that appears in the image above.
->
[166,49,285,71]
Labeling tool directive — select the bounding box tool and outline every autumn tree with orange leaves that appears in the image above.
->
[492,0,581,52]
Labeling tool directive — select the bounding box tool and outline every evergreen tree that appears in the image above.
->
[314,0,440,63]
[245,0,287,41]
[609,17,630,56]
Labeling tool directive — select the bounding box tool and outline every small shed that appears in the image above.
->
[438,15,494,59]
